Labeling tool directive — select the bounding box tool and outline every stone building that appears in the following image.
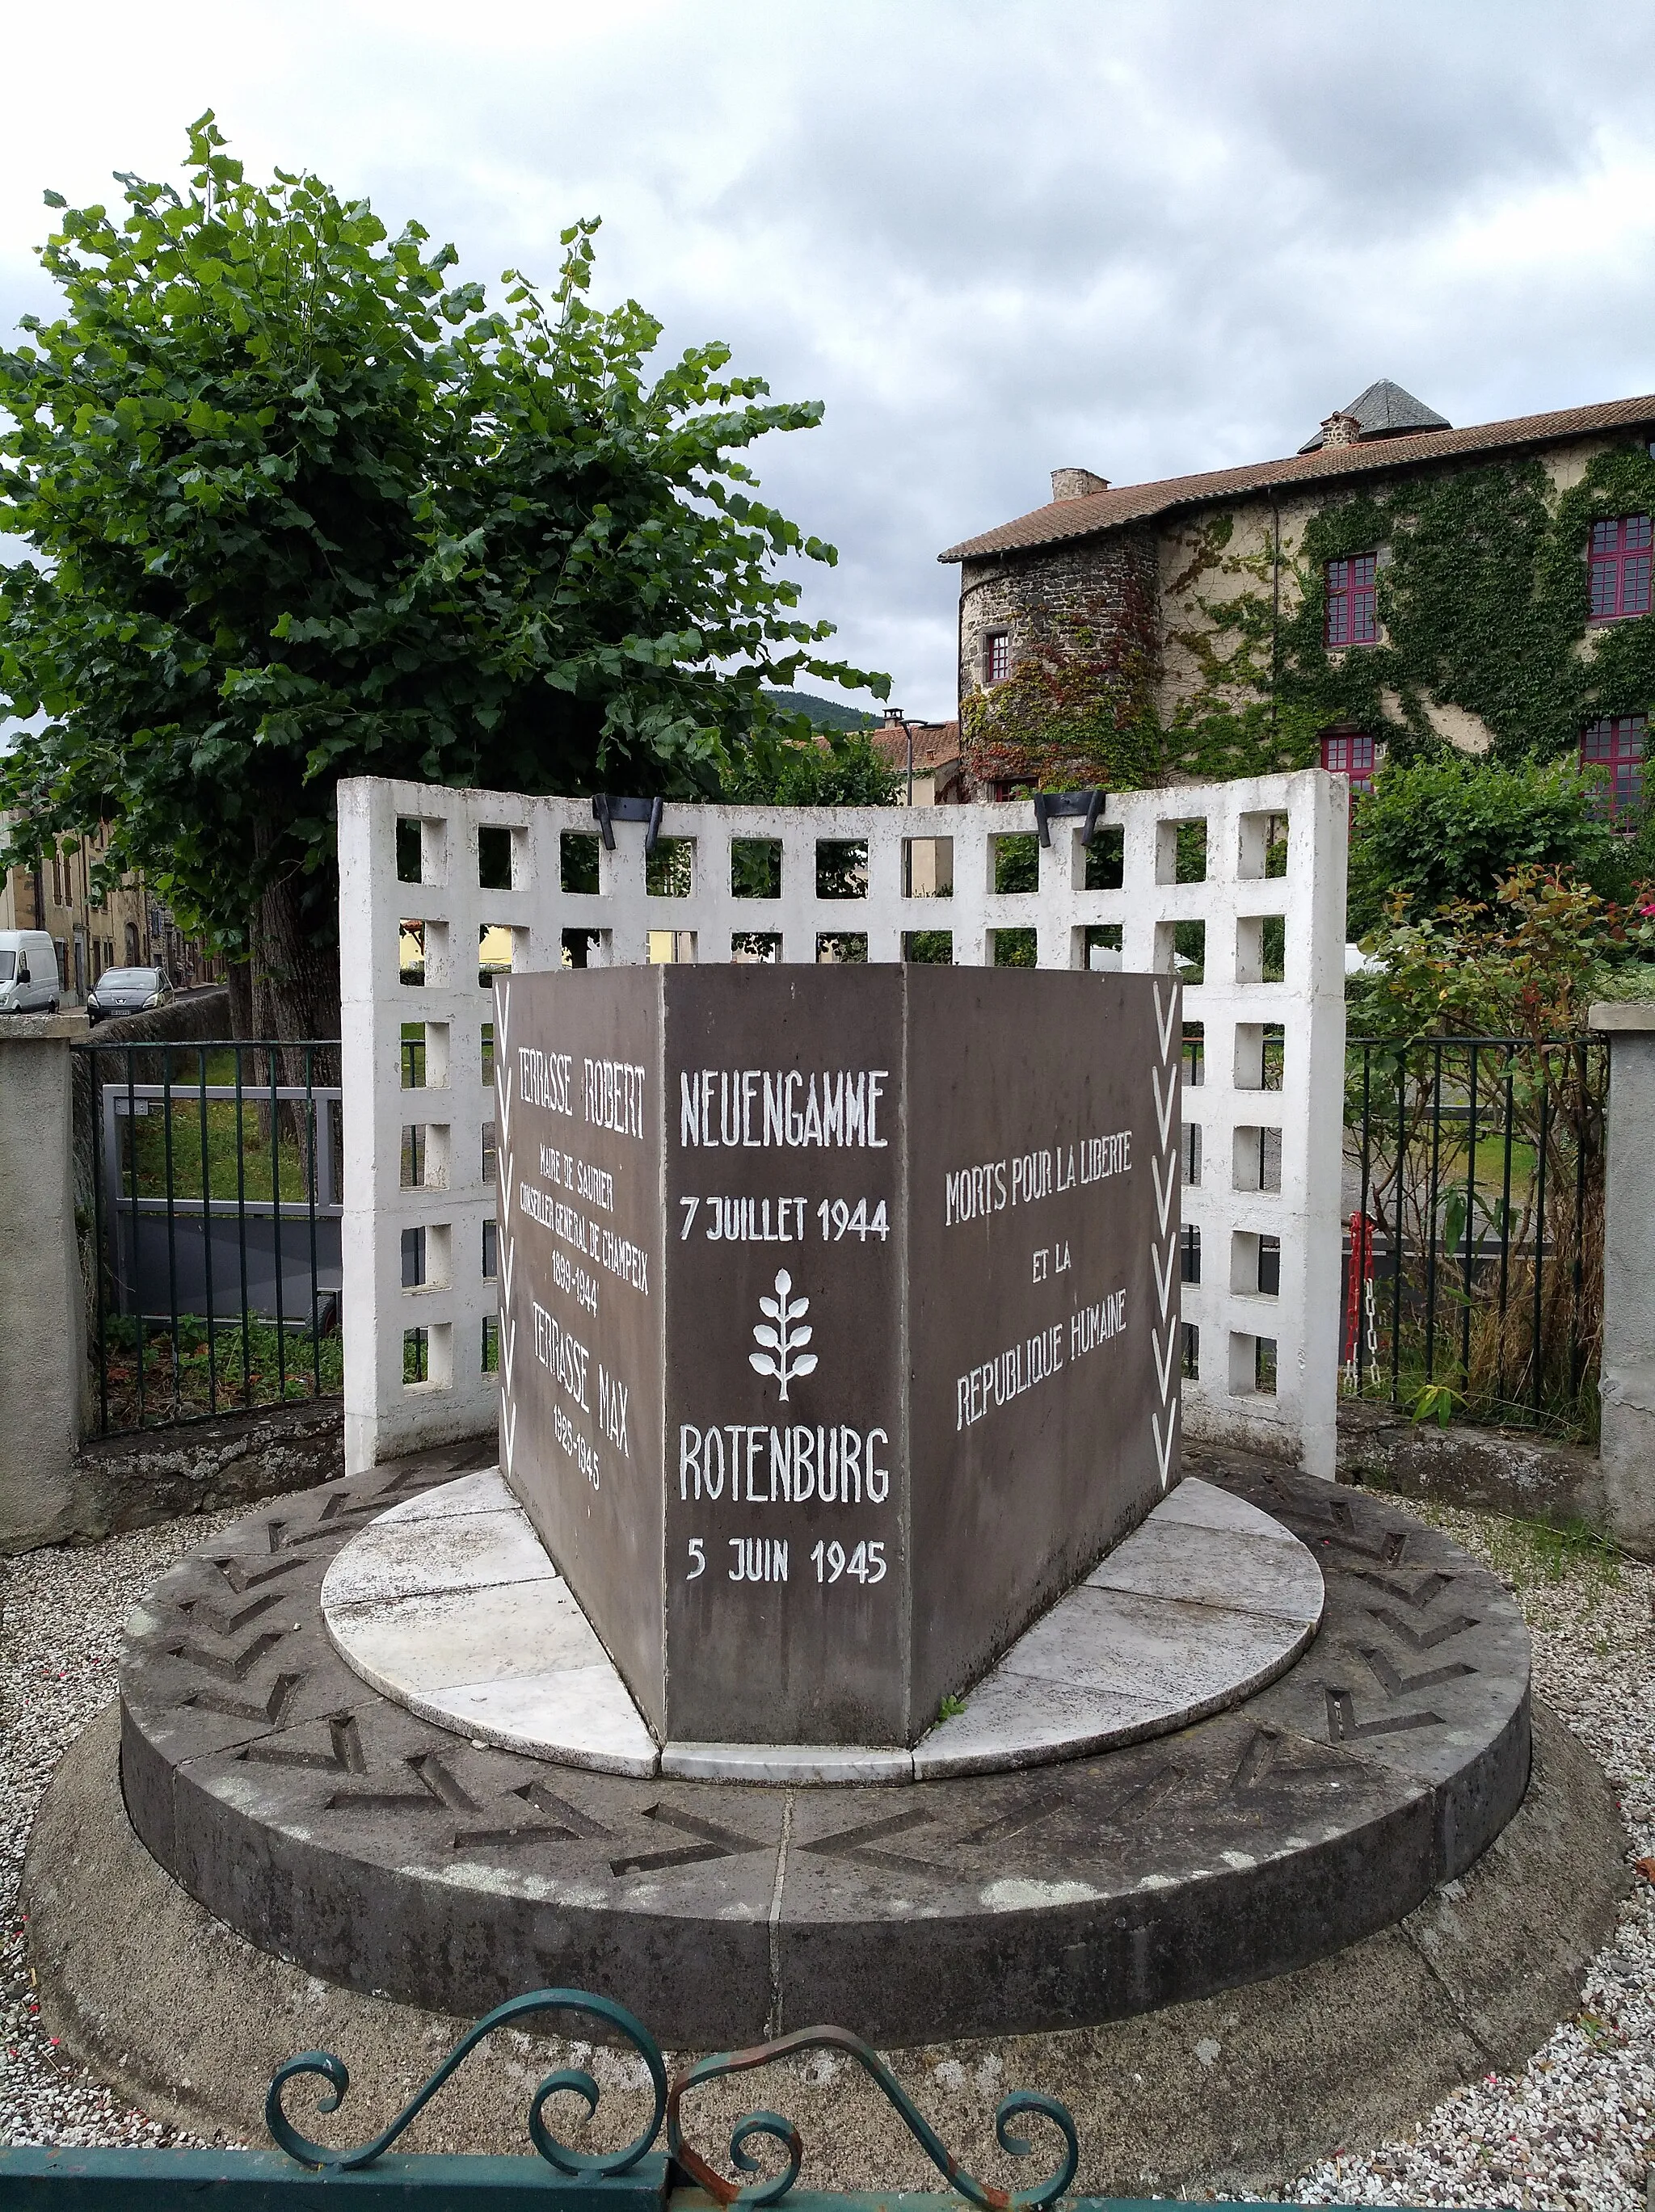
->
[937,381,1655,812]
[0,817,219,1003]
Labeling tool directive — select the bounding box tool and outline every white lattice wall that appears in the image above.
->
[337,768,1348,1477]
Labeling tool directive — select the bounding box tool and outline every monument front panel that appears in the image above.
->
[663,967,907,1745]
[498,965,1180,1752]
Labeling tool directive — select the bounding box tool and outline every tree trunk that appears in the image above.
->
[252,854,342,1045]
[225,960,255,1041]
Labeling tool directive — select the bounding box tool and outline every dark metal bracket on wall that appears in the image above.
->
[1032,789,1105,849]
[592,796,665,857]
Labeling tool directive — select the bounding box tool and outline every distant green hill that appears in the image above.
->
[763,689,880,732]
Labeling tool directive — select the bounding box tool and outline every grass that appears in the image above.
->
[112,1051,335,1205]
[96,1311,341,1428]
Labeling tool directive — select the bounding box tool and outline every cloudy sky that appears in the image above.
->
[4,2,1655,722]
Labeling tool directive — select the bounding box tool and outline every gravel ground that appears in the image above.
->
[1,1494,1653,2204]
[0,1508,242,2150]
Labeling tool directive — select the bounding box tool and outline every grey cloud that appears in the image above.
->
[5,0,1655,719]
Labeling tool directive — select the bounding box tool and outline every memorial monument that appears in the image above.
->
[493,962,1177,1748]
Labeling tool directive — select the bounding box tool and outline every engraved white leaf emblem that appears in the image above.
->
[750,1268,819,1402]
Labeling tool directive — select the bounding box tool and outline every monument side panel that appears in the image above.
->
[496,968,667,1733]
[905,967,1177,1728]
[662,966,908,1746]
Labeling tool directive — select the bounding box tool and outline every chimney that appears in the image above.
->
[1320,412,1362,450]
[1050,467,1110,501]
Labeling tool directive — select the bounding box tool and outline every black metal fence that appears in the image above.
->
[1343,1034,1606,1439]
[75,1038,343,1436]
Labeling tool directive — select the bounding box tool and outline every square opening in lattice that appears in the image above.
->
[400,1121,448,1190]
[649,930,697,964]
[1232,1125,1282,1193]
[561,833,600,895]
[403,1321,453,1390]
[396,818,423,885]
[562,928,606,968]
[1235,1023,1286,1090]
[483,1218,497,1281]
[482,1118,496,1184]
[1235,914,1287,985]
[1227,1331,1278,1397]
[816,932,868,963]
[817,841,869,899]
[1182,1022,1205,1086]
[903,929,953,964]
[1181,1322,1199,1380]
[1182,1121,1202,1185]
[482,1021,494,1087]
[423,1222,453,1289]
[482,1314,499,1374]
[992,927,1038,967]
[1237,810,1290,881]
[1155,919,1205,982]
[399,919,432,986]
[992,833,1039,895]
[478,823,521,891]
[1156,818,1209,885]
[903,837,954,898]
[1084,823,1125,890]
[647,838,695,898]
[478,922,516,987]
[1084,924,1122,970]
[398,1020,448,1091]
[732,838,781,899]
[1230,1230,1279,1297]
[1181,1224,1201,1283]
[401,1224,426,1287]
[733,932,782,963]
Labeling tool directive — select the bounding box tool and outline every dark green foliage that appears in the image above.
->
[0,116,882,1032]
[721,730,902,808]
[1347,754,1628,938]
[993,833,1039,894]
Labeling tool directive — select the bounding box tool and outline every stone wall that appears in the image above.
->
[43,1400,345,1550]
[958,528,1161,788]
[1336,1399,1613,1543]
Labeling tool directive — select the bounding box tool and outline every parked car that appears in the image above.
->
[85,965,175,1024]
[0,931,61,1015]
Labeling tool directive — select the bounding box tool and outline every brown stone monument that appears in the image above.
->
[494,964,1179,1747]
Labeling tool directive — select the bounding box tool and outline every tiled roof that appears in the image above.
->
[938,392,1655,564]
[870,720,961,773]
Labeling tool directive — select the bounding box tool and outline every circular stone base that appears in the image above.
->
[117,1453,1533,2048]
[33,1698,1623,2198]
[318,1473,1324,1781]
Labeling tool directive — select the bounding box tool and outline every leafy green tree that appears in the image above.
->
[1346,753,1630,940]
[722,728,901,809]
[0,116,882,1035]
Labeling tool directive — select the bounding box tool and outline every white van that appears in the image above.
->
[0,931,62,1015]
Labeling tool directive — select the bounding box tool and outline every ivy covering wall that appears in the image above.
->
[1166,441,1655,781]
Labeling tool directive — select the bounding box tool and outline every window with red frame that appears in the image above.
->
[1589,515,1653,621]
[1324,553,1378,647]
[1581,715,1646,818]
[986,631,1011,683]
[1320,729,1376,791]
